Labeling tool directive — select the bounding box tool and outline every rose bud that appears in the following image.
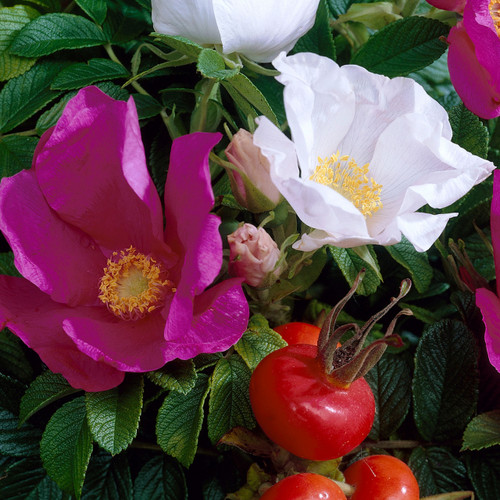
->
[228,223,283,287]
[225,129,282,213]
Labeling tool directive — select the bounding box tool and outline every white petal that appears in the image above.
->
[294,229,388,252]
[254,116,369,238]
[397,212,457,252]
[337,65,452,163]
[214,0,320,62]
[152,0,222,45]
[272,52,356,173]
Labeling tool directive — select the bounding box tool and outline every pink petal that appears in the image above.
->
[476,288,500,373]
[34,86,163,253]
[492,170,500,297]
[425,0,465,12]
[448,22,500,119]
[63,311,169,372]
[164,278,248,359]
[0,169,105,306]
[164,132,223,291]
[0,276,124,391]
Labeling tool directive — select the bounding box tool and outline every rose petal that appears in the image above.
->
[63,310,168,372]
[476,288,500,373]
[215,0,320,62]
[151,0,222,45]
[164,278,248,359]
[492,171,500,297]
[35,86,163,252]
[0,276,124,391]
[0,169,105,306]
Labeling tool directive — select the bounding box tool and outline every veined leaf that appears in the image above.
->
[146,359,197,394]
[208,355,256,444]
[156,374,210,467]
[351,17,449,77]
[0,409,41,457]
[85,375,143,455]
[462,410,500,451]
[40,397,93,499]
[10,13,108,57]
[76,0,108,25]
[0,135,38,177]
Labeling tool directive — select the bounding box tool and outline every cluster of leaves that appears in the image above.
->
[0,0,499,499]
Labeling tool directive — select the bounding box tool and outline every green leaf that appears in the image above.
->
[156,373,210,468]
[197,49,240,80]
[445,178,493,240]
[413,320,478,442]
[328,0,354,17]
[0,329,33,384]
[0,135,38,177]
[0,373,26,414]
[462,410,500,451]
[146,359,197,395]
[132,93,163,120]
[133,456,187,500]
[0,457,68,500]
[269,247,328,302]
[153,33,203,59]
[465,447,500,500]
[76,0,108,25]
[0,5,39,81]
[85,375,143,455]
[224,73,279,125]
[365,352,413,440]
[449,104,489,159]
[36,92,76,134]
[82,451,133,500]
[235,315,287,371]
[40,397,93,499]
[385,235,433,293]
[19,371,78,425]
[0,60,62,133]
[409,447,469,496]
[351,17,449,77]
[10,13,108,57]
[328,245,381,296]
[208,355,256,444]
[0,409,41,457]
[0,253,21,277]
[51,59,129,90]
[293,0,335,60]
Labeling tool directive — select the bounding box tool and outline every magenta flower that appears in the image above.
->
[476,170,500,373]
[0,86,249,392]
[426,0,465,12]
[446,0,500,119]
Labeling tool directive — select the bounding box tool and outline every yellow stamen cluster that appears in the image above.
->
[490,0,500,36]
[98,246,174,321]
[309,151,383,217]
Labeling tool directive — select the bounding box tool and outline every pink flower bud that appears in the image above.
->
[225,129,282,212]
[228,223,283,287]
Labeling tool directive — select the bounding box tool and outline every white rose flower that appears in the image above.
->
[151,0,321,63]
[253,52,495,252]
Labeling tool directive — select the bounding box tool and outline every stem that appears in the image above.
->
[193,79,217,132]
[332,480,356,497]
[160,109,181,141]
[104,43,149,96]
[3,129,38,138]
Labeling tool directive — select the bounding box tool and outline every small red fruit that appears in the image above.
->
[344,455,420,500]
[273,322,321,345]
[260,473,347,500]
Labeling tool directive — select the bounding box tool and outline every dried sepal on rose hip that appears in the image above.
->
[249,271,412,461]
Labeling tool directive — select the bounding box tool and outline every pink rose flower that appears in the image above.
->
[225,129,282,212]
[447,0,500,118]
[0,86,249,392]
[476,170,500,373]
[228,223,283,287]
[426,0,465,12]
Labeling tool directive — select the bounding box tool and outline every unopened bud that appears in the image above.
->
[228,223,283,287]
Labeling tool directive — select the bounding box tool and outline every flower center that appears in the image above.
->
[309,151,383,217]
[98,246,174,321]
[490,0,500,36]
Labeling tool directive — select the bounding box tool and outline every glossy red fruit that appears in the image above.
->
[273,322,321,345]
[249,344,375,460]
[344,455,420,500]
[260,473,347,500]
